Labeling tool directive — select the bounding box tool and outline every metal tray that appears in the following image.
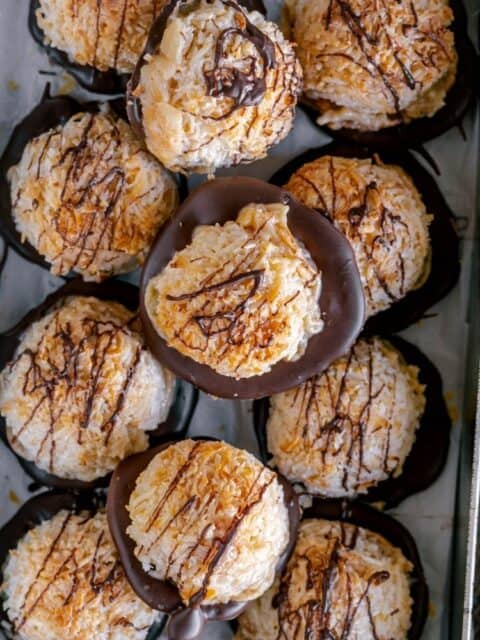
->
[0,2,478,639]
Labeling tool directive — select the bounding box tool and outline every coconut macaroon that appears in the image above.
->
[0,296,175,482]
[35,0,164,74]
[284,0,457,131]
[1,510,158,640]
[126,439,290,606]
[129,0,302,173]
[235,519,413,640]
[145,202,323,379]
[8,107,178,281]
[266,337,426,498]
[284,155,432,318]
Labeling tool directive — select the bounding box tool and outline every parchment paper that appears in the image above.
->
[0,2,478,639]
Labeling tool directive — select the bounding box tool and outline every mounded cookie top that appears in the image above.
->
[0,296,174,482]
[1,510,158,640]
[127,439,290,606]
[235,518,413,640]
[285,0,456,131]
[145,202,323,379]
[285,155,431,318]
[267,337,426,497]
[130,0,302,173]
[36,0,165,74]
[8,107,178,281]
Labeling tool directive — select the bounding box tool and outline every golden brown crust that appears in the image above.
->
[8,108,178,281]
[284,155,431,317]
[286,0,456,130]
[37,0,166,73]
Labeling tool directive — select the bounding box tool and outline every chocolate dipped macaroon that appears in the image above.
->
[5,97,178,281]
[0,279,198,490]
[29,0,169,94]
[254,335,451,508]
[127,0,302,174]
[283,0,475,146]
[140,177,365,399]
[271,143,460,332]
[234,499,428,640]
[0,492,165,640]
[107,438,300,639]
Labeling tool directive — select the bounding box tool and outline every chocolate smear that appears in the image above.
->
[0,491,167,640]
[139,176,364,399]
[107,438,300,640]
[254,334,451,509]
[0,278,198,491]
[270,141,460,334]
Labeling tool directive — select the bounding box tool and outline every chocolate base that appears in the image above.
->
[269,141,460,334]
[107,438,300,640]
[0,278,198,491]
[0,491,167,640]
[301,499,429,640]
[0,87,187,275]
[29,0,129,95]
[299,0,476,148]
[140,176,364,399]
[127,0,268,145]
[254,334,451,509]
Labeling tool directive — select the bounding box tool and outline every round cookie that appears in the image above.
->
[144,201,323,380]
[265,336,426,498]
[0,295,175,483]
[128,0,302,173]
[2,509,159,640]
[284,154,431,318]
[235,518,414,640]
[8,106,178,281]
[285,0,457,131]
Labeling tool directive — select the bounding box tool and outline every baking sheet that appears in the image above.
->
[0,2,478,639]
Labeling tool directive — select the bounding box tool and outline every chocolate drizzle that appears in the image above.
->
[0,88,187,275]
[126,0,291,156]
[269,141,460,334]
[254,334,451,510]
[297,499,429,640]
[0,491,167,640]
[140,176,365,399]
[300,0,476,147]
[0,278,198,491]
[29,0,131,94]
[272,525,391,639]
[203,1,276,108]
[107,438,300,640]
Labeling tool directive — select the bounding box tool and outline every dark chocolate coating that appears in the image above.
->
[0,87,187,275]
[107,438,300,640]
[140,176,365,399]
[127,0,268,142]
[302,499,429,640]
[0,491,166,640]
[269,141,460,334]
[299,0,476,148]
[29,0,129,95]
[253,334,451,510]
[0,278,198,491]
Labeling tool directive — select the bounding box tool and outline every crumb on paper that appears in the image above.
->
[7,80,18,92]
[444,391,459,424]
[57,72,77,95]
[8,490,19,504]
